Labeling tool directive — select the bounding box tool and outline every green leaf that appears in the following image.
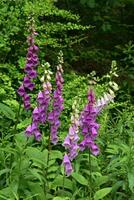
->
[95,175,109,187]
[49,150,63,160]
[0,169,10,176]
[26,147,48,167]
[71,172,88,186]
[17,118,31,130]
[51,175,73,191]
[128,169,134,192]
[0,102,15,120]
[94,187,112,200]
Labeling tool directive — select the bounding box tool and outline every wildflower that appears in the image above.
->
[79,89,100,155]
[95,91,115,114]
[48,51,64,144]
[17,24,39,110]
[63,99,80,175]
[63,154,73,176]
[25,62,52,141]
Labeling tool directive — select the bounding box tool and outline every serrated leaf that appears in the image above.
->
[71,172,88,186]
[94,187,112,200]
[0,103,15,120]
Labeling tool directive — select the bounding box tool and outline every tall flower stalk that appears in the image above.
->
[25,63,52,141]
[17,18,39,110]
[79,89,100,156]
[48,51,64,145]
[63,99,80,176]
[63,87,116,176]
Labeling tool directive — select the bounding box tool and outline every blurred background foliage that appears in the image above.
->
[0,0,134,102]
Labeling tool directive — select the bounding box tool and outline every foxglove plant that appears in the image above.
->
[48,51,64,145]
[79,89,100,156]
[25,63,52,141]
[95,89,115,114]
[17,22,39,110]
[63,99,80,176]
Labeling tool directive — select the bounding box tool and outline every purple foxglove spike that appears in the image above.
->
[27,51,33,57]
[23,76,31,84]
[24,66,33,74]
[51,126,58,134]
[34,130,41,141]
[40,114,47,123]
[25,125,33,136]
[31,122,38,132]
[68,126,75,137]
[63,136,71,148]
[69,144,79,161]
[82,127,88,135]
[43,90,50,95]
[28,69,37,79]
[23,76,35,90]
[32,107,40,121]
[79,140,86,151]
[24,101,30,110]
[90,143,99,156]
[51,134,58,145]
[37,91,44,104]
[23,94,30,101]
[73,133,79,143]
[54,119,60,127]
[91,127,97,138]
[48,112,54,121]
[63,154,73,176]
[33,45,39,52]
[17,84,25,96]
[79,89,100,155]
[88,89,95,103]
[17,28,39,111]
[27,82,35,91]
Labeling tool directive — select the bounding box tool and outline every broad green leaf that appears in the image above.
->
[15,133,27,147]
[26,147,48,167]
[95,175,109,187]
[48,166,59,173]
[128,170,134,192]
[94,187,112,200]
[29,168,43,183]
[0,102,15,120]
[71,172,88,186]
[51,175,73,191]
[28,182,45,200]
[49,150,63,160]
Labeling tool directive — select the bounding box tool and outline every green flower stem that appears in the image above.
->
[88,150,92,200]
[46,131,51,189]
[10,101,21,168]
[62,167,65,191]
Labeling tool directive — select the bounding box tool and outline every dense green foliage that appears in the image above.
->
[0,0,134,199]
